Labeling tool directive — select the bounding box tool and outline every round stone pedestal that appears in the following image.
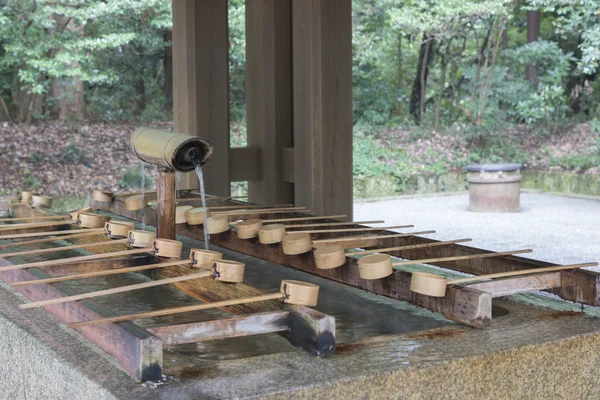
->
[467,163,521,212]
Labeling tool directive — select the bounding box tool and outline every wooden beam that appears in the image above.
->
[147,311,290,345]
[466,272,562,298]
[0,260,162,381]
[292,0,353,218]
[151,263,336,355]
[245,0,294,205]
[229,147,262,182]
[172,0,230,194]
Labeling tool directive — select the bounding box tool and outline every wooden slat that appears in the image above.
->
[0,259,162,381]
[466,272,562,298]
[147,311,290,345]
[172,0,230,194]
[292,0,353,218]
[246,0,294,205]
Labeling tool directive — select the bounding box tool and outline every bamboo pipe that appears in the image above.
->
[0,215,71,222]
[356,249,533,281]
[410,262,598,297]
[68,280,319,328]
[0,231,104,250]
[11,259,192,287]
[312,230,437,244]
[290,225,413,234]
[0,247,153,272]
[0,228,105,240]
[20,270,213,309]
[313,238,473,269]
[0,238,129,258]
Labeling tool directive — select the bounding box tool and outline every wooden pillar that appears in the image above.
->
[245,0,294,205]
[172,0,230,196]
[292,0,353,219]
[156,170,176,240]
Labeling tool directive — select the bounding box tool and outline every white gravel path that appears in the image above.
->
[354,192,600,267]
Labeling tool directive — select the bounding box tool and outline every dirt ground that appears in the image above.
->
[0,120,598,196]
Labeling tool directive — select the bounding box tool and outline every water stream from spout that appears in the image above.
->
[140,162,146,230]
[193,164,210,250]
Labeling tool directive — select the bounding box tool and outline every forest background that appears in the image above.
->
[0,0,599,197]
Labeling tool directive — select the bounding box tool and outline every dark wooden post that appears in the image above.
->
[245,0,294,205]
[156,169,176,239]
[171,0,230,195]
[292,0,353,219]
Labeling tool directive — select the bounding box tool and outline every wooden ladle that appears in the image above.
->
[410,262,598,297]
[313,238,473,269]
[0,237,177,273]
[258,224,413,247]
[237,219,385,240]
[67,280,320,328]
[19,259,245,309]
[357,249,533,280]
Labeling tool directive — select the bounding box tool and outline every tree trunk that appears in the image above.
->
[396,33,403,118]
[52,75,85,121]
[526,10,540,81]
[163,30,173,114]
[410,34,434,124]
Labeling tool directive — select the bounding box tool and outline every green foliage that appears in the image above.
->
[59,142,91,166]
[117,165,153,189]
[22,170,41,190]
[0,0,171,121]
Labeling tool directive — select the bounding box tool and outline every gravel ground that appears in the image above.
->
[354,192,600,268]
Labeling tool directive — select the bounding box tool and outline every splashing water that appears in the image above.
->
[140,162,146,231]
[194,164,210,250]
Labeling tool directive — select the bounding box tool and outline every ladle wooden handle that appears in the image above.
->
[212,207,308,216]
[68,292,283,328]
[0,247,152,272]
[0,216,70,222]
[0,231,103,250]
[0,203,26,207]
[345,238,473,256]
[20,270,212,309]
[206,203,293,210]
[449,262,598,284]
[313,230,436,244]
[285,220,384,228]
[251,214,347,224]
[0,228,105,240]
[12,259,192,287]
[0,238,129,258]
[392,249,533,267]
[167,195,248,202]
[0,220,75,230]
[292,225,414,234]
